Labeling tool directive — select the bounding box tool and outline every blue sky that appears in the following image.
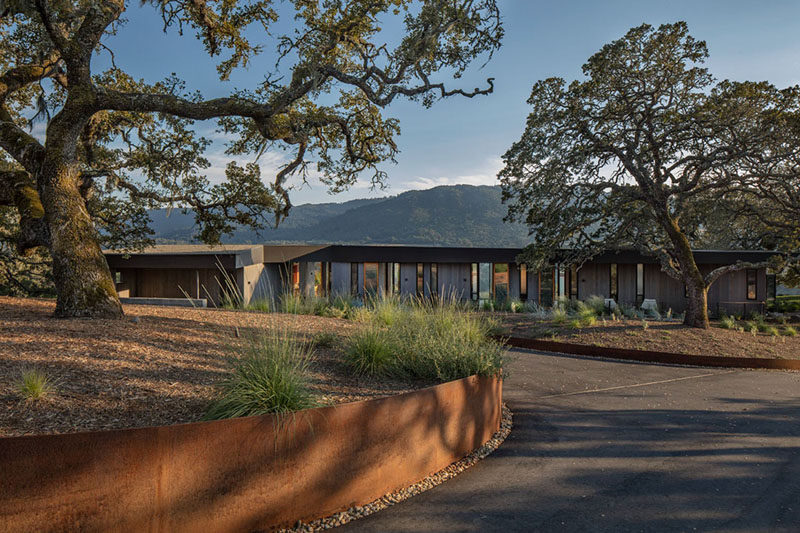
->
[101,0,800,205]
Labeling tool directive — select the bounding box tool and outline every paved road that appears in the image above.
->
[342,350,800,532]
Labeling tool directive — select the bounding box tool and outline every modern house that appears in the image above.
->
[103,244,777,315]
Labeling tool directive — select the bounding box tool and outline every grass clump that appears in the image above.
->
[17,368,54,400]
[313,332,339,349]
[719,315,737,330]
[346,326,396,376]
[204,331,318,420]
[783,326,798,337]
[345,298,505,382]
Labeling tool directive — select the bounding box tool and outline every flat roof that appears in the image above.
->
[103,243,782,269]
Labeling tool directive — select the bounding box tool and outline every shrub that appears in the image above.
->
[370,296,405,326]
[17,369,54,400]
[584,295,606,316]
[551,306,568,325]
[245,299,272,313]
[719,315,737,330]
[765,326,780,337]
[345,326,396,376]
[346,299,505,382]
[204,331,318,420]
[568,318,584,329]
[313,332,339,349]
[783,326,798,337]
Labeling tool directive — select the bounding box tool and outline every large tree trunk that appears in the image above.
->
[40,162,122,318]
[662,212,710,328]
[684,278,710,329]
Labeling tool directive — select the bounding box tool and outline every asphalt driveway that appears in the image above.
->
[342,349,800,532]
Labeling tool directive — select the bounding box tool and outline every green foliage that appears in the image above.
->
[344,298,505,382]
[783,326,798,337]
[346,326,396,376]
[313,332,339,349]
[204,331,318,420]
[0,208,55,297]
[17,368,54,400]
[719,315,737,330]
[583,295,606,316]
[550,306,568,325]
[499,21,797,327]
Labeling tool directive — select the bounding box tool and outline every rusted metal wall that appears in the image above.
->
[504,336,800,370]
[0,375,502,533]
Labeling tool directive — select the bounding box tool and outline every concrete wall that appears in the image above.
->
[0,375,502,532]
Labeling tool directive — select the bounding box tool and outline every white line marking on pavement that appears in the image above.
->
[538,371,737,399]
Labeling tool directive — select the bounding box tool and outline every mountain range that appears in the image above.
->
[149,184,532,247]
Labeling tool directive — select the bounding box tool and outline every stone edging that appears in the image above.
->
[501,336,800,370]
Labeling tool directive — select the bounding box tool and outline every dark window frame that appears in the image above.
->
[471,263,479,301]
[364,262,379,295]
[636,263,645,305]
[746,269,757,300]
[350,262,359,296]
[569,266,578,300]
[609,263,618,301]
[767,273,777,301]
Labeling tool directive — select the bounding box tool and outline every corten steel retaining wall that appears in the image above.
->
[503,336,800,370]
[0,374,502,533]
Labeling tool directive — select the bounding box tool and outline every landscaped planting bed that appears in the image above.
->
[1,295,506,437]
[0,297,441,437]
[499,314,800,359]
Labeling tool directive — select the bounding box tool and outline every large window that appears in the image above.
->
[746,269,757,300]
[609,264,618,301]
[540,269,554,307]
[350,263,359,295]
[471,263,479,301]
[493,263,509,301]
[636,263,645,305]
[391,263,401,295]
[430,263,438,296]
[364,263,379,295]
[292,262,300,293]
[767,273,777,302]
[520,264,527,300]
[417,263,424,296]
[478,263,492,301]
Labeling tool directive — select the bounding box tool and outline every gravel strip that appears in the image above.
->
[281,403,513,532]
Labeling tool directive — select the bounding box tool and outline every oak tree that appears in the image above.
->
[499,22,799,328]
[0,0,503,317]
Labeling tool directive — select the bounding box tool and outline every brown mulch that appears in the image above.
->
[499,314,800,360]
[0,297,433,438]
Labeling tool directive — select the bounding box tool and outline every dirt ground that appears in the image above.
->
[0,297,433,437]
[500,314,800,359]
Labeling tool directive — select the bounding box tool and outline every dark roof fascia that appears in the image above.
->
[104,252,240,270]
[586,249,780,265]
[290,245,523,264]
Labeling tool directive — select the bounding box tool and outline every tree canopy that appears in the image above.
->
[0,0,503,316]
[500,22,800,327]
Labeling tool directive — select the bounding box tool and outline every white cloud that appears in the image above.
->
[393,157,503,193]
